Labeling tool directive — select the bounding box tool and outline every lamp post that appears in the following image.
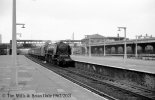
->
[103,38,106,56]
[118,27,127,59]
[12,0,25,87]
[135,35,138,58]
[12,0,17,66]
[135,35,142,58]
[88,36,91,57]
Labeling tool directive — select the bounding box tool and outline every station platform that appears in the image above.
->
[0,55,105,100]
[71,55,155,74]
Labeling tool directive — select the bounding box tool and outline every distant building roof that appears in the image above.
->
[85,34,105,39]
[83,34,125,40]
[106,36,125,39]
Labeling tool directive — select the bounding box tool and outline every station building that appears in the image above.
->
[81,34,125,45]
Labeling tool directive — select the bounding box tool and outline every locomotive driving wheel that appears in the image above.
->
[57,60,63,66]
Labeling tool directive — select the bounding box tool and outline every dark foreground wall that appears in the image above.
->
[74,61,155,91]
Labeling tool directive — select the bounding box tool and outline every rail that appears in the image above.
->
[26,55,155,100]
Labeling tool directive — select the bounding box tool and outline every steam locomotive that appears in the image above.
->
[28,41,74,67]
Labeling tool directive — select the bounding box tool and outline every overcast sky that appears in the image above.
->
[0,0,155,43]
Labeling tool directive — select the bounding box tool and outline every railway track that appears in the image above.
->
[26,55,154,100]
[69,67,155,100]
